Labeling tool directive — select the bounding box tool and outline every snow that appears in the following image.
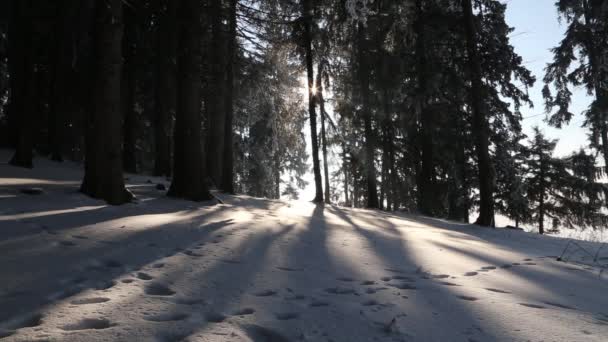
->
[1,151,608,341]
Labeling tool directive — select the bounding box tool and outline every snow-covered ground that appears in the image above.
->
[1,153,608,341]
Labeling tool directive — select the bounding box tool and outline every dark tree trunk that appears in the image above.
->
[80,0,132,205]
[538,159,545,235]
[303,0,323,203]
[167,0,212,201]
[8,0,34,168]
[357,23,379,209]
[317,62,331,204]
[121,2,137,173]
[414,0,434,216]
[48,0,77,162]
[221,0,237,194]
[462,0,494,226]
[153,0,176,177]
[342,146,349,206]
[205,0,226,187]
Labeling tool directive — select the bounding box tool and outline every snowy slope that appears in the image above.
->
[1,153,608,342]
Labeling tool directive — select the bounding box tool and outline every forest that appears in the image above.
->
[2,1,608,341]
[0,0,607,235]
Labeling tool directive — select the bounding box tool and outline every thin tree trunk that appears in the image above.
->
[303,0,323,203]
[153,0,176,177]
[342,145,349,206]
[80,0,132,205]
[462,0,494,226]
[317,62,331,204]
[122,2,137,173]
[167,0,212,201]
[221,0,237,193]
[538,159,545,235]
[8,0,34,168]
[205,0,226,187]
[357,23,379,209]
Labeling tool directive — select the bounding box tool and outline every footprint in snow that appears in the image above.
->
[61,318,115,331]
[325,287,356,295]
[543,301,576,310]
[362,299,379,306]
[439,281,460,287]
[233,308,255,316]
[484,288,511,294]
[3,313,44,330]
[58,240,77,247]
[121,278,135,284]
[70,297,110,305]
[275,312,300,320]
[464,272,478,277]
[206,312,227,323]
[145,283,176,296]
[389,283,417,290]
[361,280,376,286]
[480,266,496,270]
[337,277,355,282]
[144,312,189,322]
[519,303,545,309]
[457,295,479,301]
[136,272,154,280]
[254,290,277,297]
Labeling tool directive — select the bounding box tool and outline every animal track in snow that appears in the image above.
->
[361,280,376,286]
[464,272,478,277]
[61,318,115,331]
[438,281,460,287]
[121,278,135,283]
[480,266,496,270]
[457,295,479,301]
[70,297,110,305]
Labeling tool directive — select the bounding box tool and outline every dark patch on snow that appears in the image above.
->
[484,288,511,294]
[70,297,110,305]
[206,312,227,323]
[145,283,175,296]
[519,303,546,309]
[144,312,189,322]
[61,318,115,331]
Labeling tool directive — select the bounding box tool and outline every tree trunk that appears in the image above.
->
[303,0,323,203]
[357,23,379,209]
[342,145,349,206]
[167,0,212,202]
[153,0,176,177]
[205,0,226,187]
[317,62,331,204]
[80,0,132,205]
[414,0,435,216]
[48,0,77,162]
[221,0,237,193]
[122,2,137,173]
[462,0,494,226]
[538,158,545,235]
[8,0,34,168]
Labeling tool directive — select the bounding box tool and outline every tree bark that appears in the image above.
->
[303,0,323,203]
[414,0,435,216]
[205,0,226,187]
[80,0,132,205]
[153,0,176,177]
[8,0,35,168]
[462,0,494,226]
[167,0,212,201]
[317,62,331,204]
[221,0,237,193]
[122,2,138,173]
[357,23,379,209]
[342,145,349,206]
[48,0,77,162]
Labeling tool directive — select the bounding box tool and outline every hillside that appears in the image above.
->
[1,156,607,342]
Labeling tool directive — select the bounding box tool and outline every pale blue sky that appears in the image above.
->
[503,0,592,157]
